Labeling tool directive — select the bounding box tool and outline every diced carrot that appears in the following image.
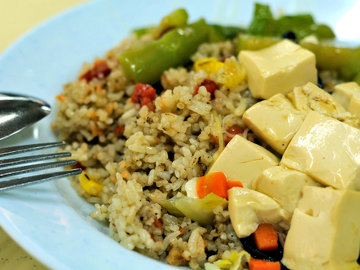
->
[249,258,281,270]
[56,94,65,102]
[179,228,185,234]
[254,224,278,251]
[227,180,243,189]
[196,172,228,199]
[154,218,163,229]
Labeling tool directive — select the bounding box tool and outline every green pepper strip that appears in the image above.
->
[119,19,209,84]
[208,24,245,42]
[300,41,360,80]
[132,8,188,39]
[247,3,335,40]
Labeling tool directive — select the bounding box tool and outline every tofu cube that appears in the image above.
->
[253,166,320,218]
[281,111,360,190]
[332,82,360,109]
[349,92,360,118]
[208,135,279,188]
[243,94,305,154]
[239,40,317,99]
[287,82,346,117]
[228,187,289,238]
[282,186,360,270]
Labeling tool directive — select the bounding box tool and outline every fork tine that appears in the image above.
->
[0,168,82,192]
[0,152,72,168]
[0,141,66,157]
[0,159,77,178]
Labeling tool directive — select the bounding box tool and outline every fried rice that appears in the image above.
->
[52,27,345,269]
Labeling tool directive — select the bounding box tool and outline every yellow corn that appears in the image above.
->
[79,171,103,195]
[217,57,246,89]
[194,57,224,74]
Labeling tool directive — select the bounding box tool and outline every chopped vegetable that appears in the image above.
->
[79,171,103,195]
[73,161,86,170]
[299,40,360,81]
[131,83,157,110]
[225,125,244,144]
[79,59,111,82]
[227,180,244,189]
[249,258,281,270]
[208,24,244,42]
[239,234,283,262]
[153,218,163,229]
[254,224,278,251]
[119,19,209,84]
[161,193,227,225]
[133,9,189,39]
[247,3,335,40]
[275,14,335,40]
[217,57,246,89]
[194,79,218,98]
[237,34,280,52]
[204,250,251,270]
[151,8,189,38]
[132,27,149,38]
[194,57,225,74]
[247,3,275,36]
[114,125,125,137]
[196,171,228,199]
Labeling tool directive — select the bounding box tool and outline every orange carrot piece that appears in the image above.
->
[227,180,243,189]
[254,224,278,251]
[196,172,228,199]
[249,258,281,270]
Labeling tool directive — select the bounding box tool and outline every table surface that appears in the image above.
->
[0,1,86,268]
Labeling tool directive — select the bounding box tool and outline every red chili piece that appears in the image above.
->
[73,161,86,170]
[225,125,244,144]
[131,83,157,111]
[79,59,111,82]
[114,125,125,137]
[193,79,217,99]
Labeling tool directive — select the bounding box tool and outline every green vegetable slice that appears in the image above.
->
[120,19,209,84]
[247,3,335,40]
[161,193,228,226]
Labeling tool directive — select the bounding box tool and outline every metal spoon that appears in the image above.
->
[0,93,51,140]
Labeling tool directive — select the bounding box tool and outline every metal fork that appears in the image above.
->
[0,141,81,191]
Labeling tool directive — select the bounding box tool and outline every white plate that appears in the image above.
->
[0,0,359,269]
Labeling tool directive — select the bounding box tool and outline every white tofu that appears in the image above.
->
[287,82,346,117]
[208,135,279,188]
[281,111,360,190]
[228,187,289,238]
[243,94,305,154]
[282,186,360,270]
[253,166,320,218]
[332,82,360,110]
[349,92,360,118]
[239,40,317,99]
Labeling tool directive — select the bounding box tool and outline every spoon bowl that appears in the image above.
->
[0,93,51,140]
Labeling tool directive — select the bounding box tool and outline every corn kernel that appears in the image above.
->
[79,171,103,195]
[194,57,224,74]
